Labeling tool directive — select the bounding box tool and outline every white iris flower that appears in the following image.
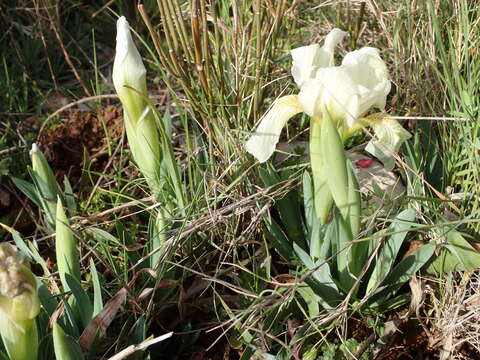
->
[245,28,411,170]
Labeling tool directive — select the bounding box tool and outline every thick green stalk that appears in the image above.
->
[150,209,167,268]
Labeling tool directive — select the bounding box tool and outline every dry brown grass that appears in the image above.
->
[425,272,480,359]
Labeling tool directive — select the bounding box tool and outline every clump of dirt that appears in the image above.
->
[38,104,123,184]
[373,319,436,360]
[346,314,437,359]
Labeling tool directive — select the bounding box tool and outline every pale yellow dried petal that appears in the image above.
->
[365,117,412,170]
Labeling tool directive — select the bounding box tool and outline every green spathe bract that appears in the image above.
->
[320,112,352,234]
[309,119,333,223]
[0,310,38,360]
[30,143,60,200]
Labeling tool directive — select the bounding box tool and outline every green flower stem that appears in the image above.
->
[150,209,167,268]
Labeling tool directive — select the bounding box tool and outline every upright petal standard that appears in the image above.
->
[290,28,347,87]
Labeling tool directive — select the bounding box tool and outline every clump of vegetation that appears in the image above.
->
[2,1,480,359]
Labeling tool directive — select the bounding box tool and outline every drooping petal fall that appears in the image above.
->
[245,95,303,163]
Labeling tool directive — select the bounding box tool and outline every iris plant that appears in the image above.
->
[246,28,411,234]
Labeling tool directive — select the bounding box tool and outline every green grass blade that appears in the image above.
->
[89,258,103,317]
[264,217,294,262]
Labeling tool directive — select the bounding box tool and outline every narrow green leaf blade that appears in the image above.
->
[89,258,103,317]
[293,243,341,308]
[65,274,93,329]
[263,217,294,261]
[367,209,416,294]
[427,229,480,274]
[370,243,435,305]
[11,177,41,208]
[53,322,85,360]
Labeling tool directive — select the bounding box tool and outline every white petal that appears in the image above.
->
[365,117,412,170]
[342,47,390,98]
[290,28,346,87]
[345,79,391,128]
[298,67,360,124]
[114,17,130,64]
[245,95,303,163]
[291,44,322,87]
[322,28,348,66]
[31,143,38,154]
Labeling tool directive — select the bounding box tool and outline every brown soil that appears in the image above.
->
[373,319,436,360]
[347,315,438,359]
[37,104,123,185]
[2,105,123,235]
